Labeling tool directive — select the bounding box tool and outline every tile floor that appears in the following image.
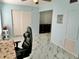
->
[21,33,78,59]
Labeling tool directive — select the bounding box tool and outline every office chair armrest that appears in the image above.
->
[14,41,21,48]
[15,41,21,44]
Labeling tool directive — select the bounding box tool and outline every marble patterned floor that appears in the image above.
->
[24,33,78,59]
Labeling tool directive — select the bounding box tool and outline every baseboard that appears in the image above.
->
[50,41,78,58]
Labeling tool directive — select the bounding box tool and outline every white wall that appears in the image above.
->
[39,0,53,11]
[39,0,79,57]
[51,0,79,57]
[0,3,39,37]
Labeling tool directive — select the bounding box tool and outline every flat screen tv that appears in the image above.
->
[39,24,51,33]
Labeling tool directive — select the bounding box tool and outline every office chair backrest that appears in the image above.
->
[22,26,32,53]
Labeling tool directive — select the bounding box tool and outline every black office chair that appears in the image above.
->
[15,26,32,59]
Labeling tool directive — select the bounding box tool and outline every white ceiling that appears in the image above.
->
[0,0,34,6]
[0,0,52,6]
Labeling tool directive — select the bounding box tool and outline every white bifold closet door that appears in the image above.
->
[12,10,32,36]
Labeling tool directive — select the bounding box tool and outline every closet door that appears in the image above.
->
[21,11,31,33]
[12,10,32,36]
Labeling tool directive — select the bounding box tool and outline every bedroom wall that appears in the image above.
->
[0,3,39,37]
[39,0,79,57]
[0,0,79,57]
[51,0,79,57]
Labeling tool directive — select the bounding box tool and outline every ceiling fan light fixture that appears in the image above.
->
[33,0,39,4]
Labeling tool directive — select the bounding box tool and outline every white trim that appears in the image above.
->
[51,41,78,58]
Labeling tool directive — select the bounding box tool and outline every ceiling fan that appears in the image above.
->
[21,0,51,4]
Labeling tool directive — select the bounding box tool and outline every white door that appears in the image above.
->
[12,10,32,36]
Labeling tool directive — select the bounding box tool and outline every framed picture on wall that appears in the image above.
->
[57,15,63,24]
[70,0,78,3]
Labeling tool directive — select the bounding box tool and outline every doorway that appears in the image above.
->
[39,10,53,43]
[39,10,53,34]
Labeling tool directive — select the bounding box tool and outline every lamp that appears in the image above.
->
[33,0,39,4]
